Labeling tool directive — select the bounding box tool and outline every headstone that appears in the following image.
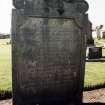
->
[87,47,102,59]
[96,25,103,39]
[86,21,94,45]
[102,31,105,39]
[12,0,89,105]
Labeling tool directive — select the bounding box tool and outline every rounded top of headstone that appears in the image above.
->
[63,0,89,13]
[13,0,89,13]
[75,1,89,13]
[13,0,24,9]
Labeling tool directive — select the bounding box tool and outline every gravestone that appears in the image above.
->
[12,0,89,105]
[102,31,105,39]
[87,47,102,59]
[86,21,94,45]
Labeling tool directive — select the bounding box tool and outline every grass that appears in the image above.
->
[0,39,12,91]
[0,38,105,92]
[84,39,105,89]
[84,62,105,87]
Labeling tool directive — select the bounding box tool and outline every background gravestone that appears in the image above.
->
[86,21,94,45]
[12,0,89,105]
[87,47,102,59]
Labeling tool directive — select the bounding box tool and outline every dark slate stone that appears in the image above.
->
[87,47,102,59]
[86,21,94,45]
[12,0,89,105]
[13,0,89,14]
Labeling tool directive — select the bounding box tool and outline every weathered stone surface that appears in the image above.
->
[12,0,89,105]
[86,21,94,45]
[13,0,88,14]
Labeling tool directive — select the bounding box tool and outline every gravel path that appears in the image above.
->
[83,88,105,103]
[0,99,12,105]
[0,88,105,105]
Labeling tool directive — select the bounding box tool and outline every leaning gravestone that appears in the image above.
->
[12,0,89,105]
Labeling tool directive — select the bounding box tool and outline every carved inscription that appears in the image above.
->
[16,18,82,93]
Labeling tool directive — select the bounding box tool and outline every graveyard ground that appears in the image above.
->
[0,38,105,92]
[0,39,12,91]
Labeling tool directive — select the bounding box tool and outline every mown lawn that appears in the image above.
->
[85,62,105,87]
[0,38,105,91]
[0,39,12,91]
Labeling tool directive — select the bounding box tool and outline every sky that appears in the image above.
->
[87,0,105,27]
[0,0,105,33]
[0,0,12,34]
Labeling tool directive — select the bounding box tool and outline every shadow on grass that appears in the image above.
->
[84,83,105,91]
[0,90,12,100]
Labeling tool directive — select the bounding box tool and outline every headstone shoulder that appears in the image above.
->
[13,0,88,13]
